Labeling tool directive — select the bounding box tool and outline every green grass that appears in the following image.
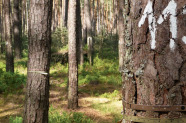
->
[78,55,121,86]
[9,107,94,123]
[91,100,122,123]
[99,90,120,99]
[49,106,94,123]
[9,116,23,123]
[50,55,121,89]
[0,68,26,94]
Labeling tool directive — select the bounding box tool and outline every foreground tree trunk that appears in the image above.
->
[5,0,14,72]
[24,0,53,122]
[68,0,79,109]
[14,0,22,59]
[122,0,186,122]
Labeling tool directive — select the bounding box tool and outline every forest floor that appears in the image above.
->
[0,60,122,123]
[0,34,122,123]
[0,75,122,123]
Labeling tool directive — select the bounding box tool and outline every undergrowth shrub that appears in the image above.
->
[10,108,93,123]
[49,106,93,123]
[51,27,68,53]
[78,55,121,86]
[21,34,28,57]
[9,116,23,123]
[0,68,26,94]
[100,90,119,99]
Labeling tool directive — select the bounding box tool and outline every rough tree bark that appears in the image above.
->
[14,0,22,59]
[84,0,93,65]
[122,0,186,122]
[68,0,79,109]
[23,0,53,122]
[4,0,14,72]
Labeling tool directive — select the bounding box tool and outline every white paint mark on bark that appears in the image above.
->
[138,0,153,27]
[157,0,177,50]
[87,37,92,46]
[157,15,164,24]
[170,39,176,50]
[182,36,186,44]
[183,6,186,14]
[138,0,157,49]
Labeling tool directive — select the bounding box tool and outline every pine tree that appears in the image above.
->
[24,0,53,122]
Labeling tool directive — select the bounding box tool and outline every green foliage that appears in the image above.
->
[21,34,29,57]
[9,116,23,123]
[0,61,6,69]
[100,90,119,99]
[49,106,94,123]
[78,56,121,86]
[91,101,122,123]
[51,27,68,53]
[9,107,93,123]
[15,58,28,68]
[0,68,26,94]
[94,34,118,60]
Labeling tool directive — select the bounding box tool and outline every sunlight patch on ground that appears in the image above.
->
[0,103,23,123]
[79,97,110,107]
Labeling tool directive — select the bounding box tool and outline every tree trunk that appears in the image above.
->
[122,0,186,122]
[14,0,22,59]
[22,0,26,35]
[59,0,62,28]
[77,0,83,65]
[19,0,22,37]
[52,0,58,31]
[84,0,93,65]
[1,0,4,54]
[101,1,105,34]
[96,0,100,34]
[25,0,29,35]
[112,0,118,34]
[0,0,1,36]
[82,3,87,48]
[5,0,14,73]
[117,0,125,71]
[62,0,68,28]
[23,0,52,122]
[67,0,79,109]
[91,0,96,36]
[51,0,55,31]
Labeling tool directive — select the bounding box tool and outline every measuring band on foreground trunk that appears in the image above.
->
[28,71,48,75]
